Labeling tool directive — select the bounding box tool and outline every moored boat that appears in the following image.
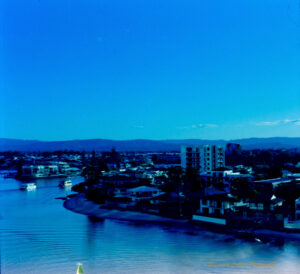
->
[20,183,37,191]
[59,179,72,188]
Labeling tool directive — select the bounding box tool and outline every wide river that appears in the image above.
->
[1,176,300,274]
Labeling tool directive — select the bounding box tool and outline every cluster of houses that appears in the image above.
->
[82,145,300,232]
[5,149,180,180]
[19,162,81,179]
[1,152,84,178]
[94,171,298,231]
[192,179,286,228]
[178,145,300,230]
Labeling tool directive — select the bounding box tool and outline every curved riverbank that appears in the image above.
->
[63,194,186,225]
[64,194,300,241]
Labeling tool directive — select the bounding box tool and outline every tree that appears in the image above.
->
[230,178,257,200]
[162,166,184,194]
[275,181,300,218]
[72,182,86,193]
[82,165,99,185]
[86,187,109,204]
[183,167,204,194]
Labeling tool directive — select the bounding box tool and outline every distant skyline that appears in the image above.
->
[1,0,300,141]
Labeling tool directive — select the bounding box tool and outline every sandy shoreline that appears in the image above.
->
[64,194,300,241]
[63,194,186,224]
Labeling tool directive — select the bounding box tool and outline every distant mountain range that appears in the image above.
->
[1,137,300,152]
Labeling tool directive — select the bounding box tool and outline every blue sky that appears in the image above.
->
[1,0,300,141]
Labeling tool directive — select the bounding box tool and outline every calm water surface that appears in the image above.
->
[1,176,300,274]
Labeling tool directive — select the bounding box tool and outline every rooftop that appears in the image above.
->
[254,178,297,184]
[127,186,162,192]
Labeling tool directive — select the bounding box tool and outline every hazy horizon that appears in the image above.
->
[1,135,300,142]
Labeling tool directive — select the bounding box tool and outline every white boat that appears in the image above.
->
[59,179,72,188]
[20,183,37,191]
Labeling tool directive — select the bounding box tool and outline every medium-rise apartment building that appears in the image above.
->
[181,145,225,173]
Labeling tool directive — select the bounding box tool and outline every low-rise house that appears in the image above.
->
[150,192,183,217]
[192,184,284,228]
[284,197,300,230]
[201,167,253,190]
[57,162,70,174]
[21,164,60,178]
[231,194,285,228]
[198,193,238,216]
[244,194,283,216]
[208,167,253,181]
[126,186,164,201]
[192,186,244,225]
[234,165,253,174]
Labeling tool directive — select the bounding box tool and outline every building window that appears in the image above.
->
[258,203,264,210]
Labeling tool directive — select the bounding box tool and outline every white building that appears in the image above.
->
[126,186,164,201]
[192,189,245,226]
[205,168,253,183]
[21,165,60,178]
[181,145,225,173]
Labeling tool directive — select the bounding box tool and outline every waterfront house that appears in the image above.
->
[191,183,285,228]
[21,164,60,178]
[150,192,184,218]
[284,197,300,230]
[229,193,285,228]
[192,186,244,225]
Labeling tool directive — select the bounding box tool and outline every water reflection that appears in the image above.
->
[85,217,105,256]
[1,176,300,274]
